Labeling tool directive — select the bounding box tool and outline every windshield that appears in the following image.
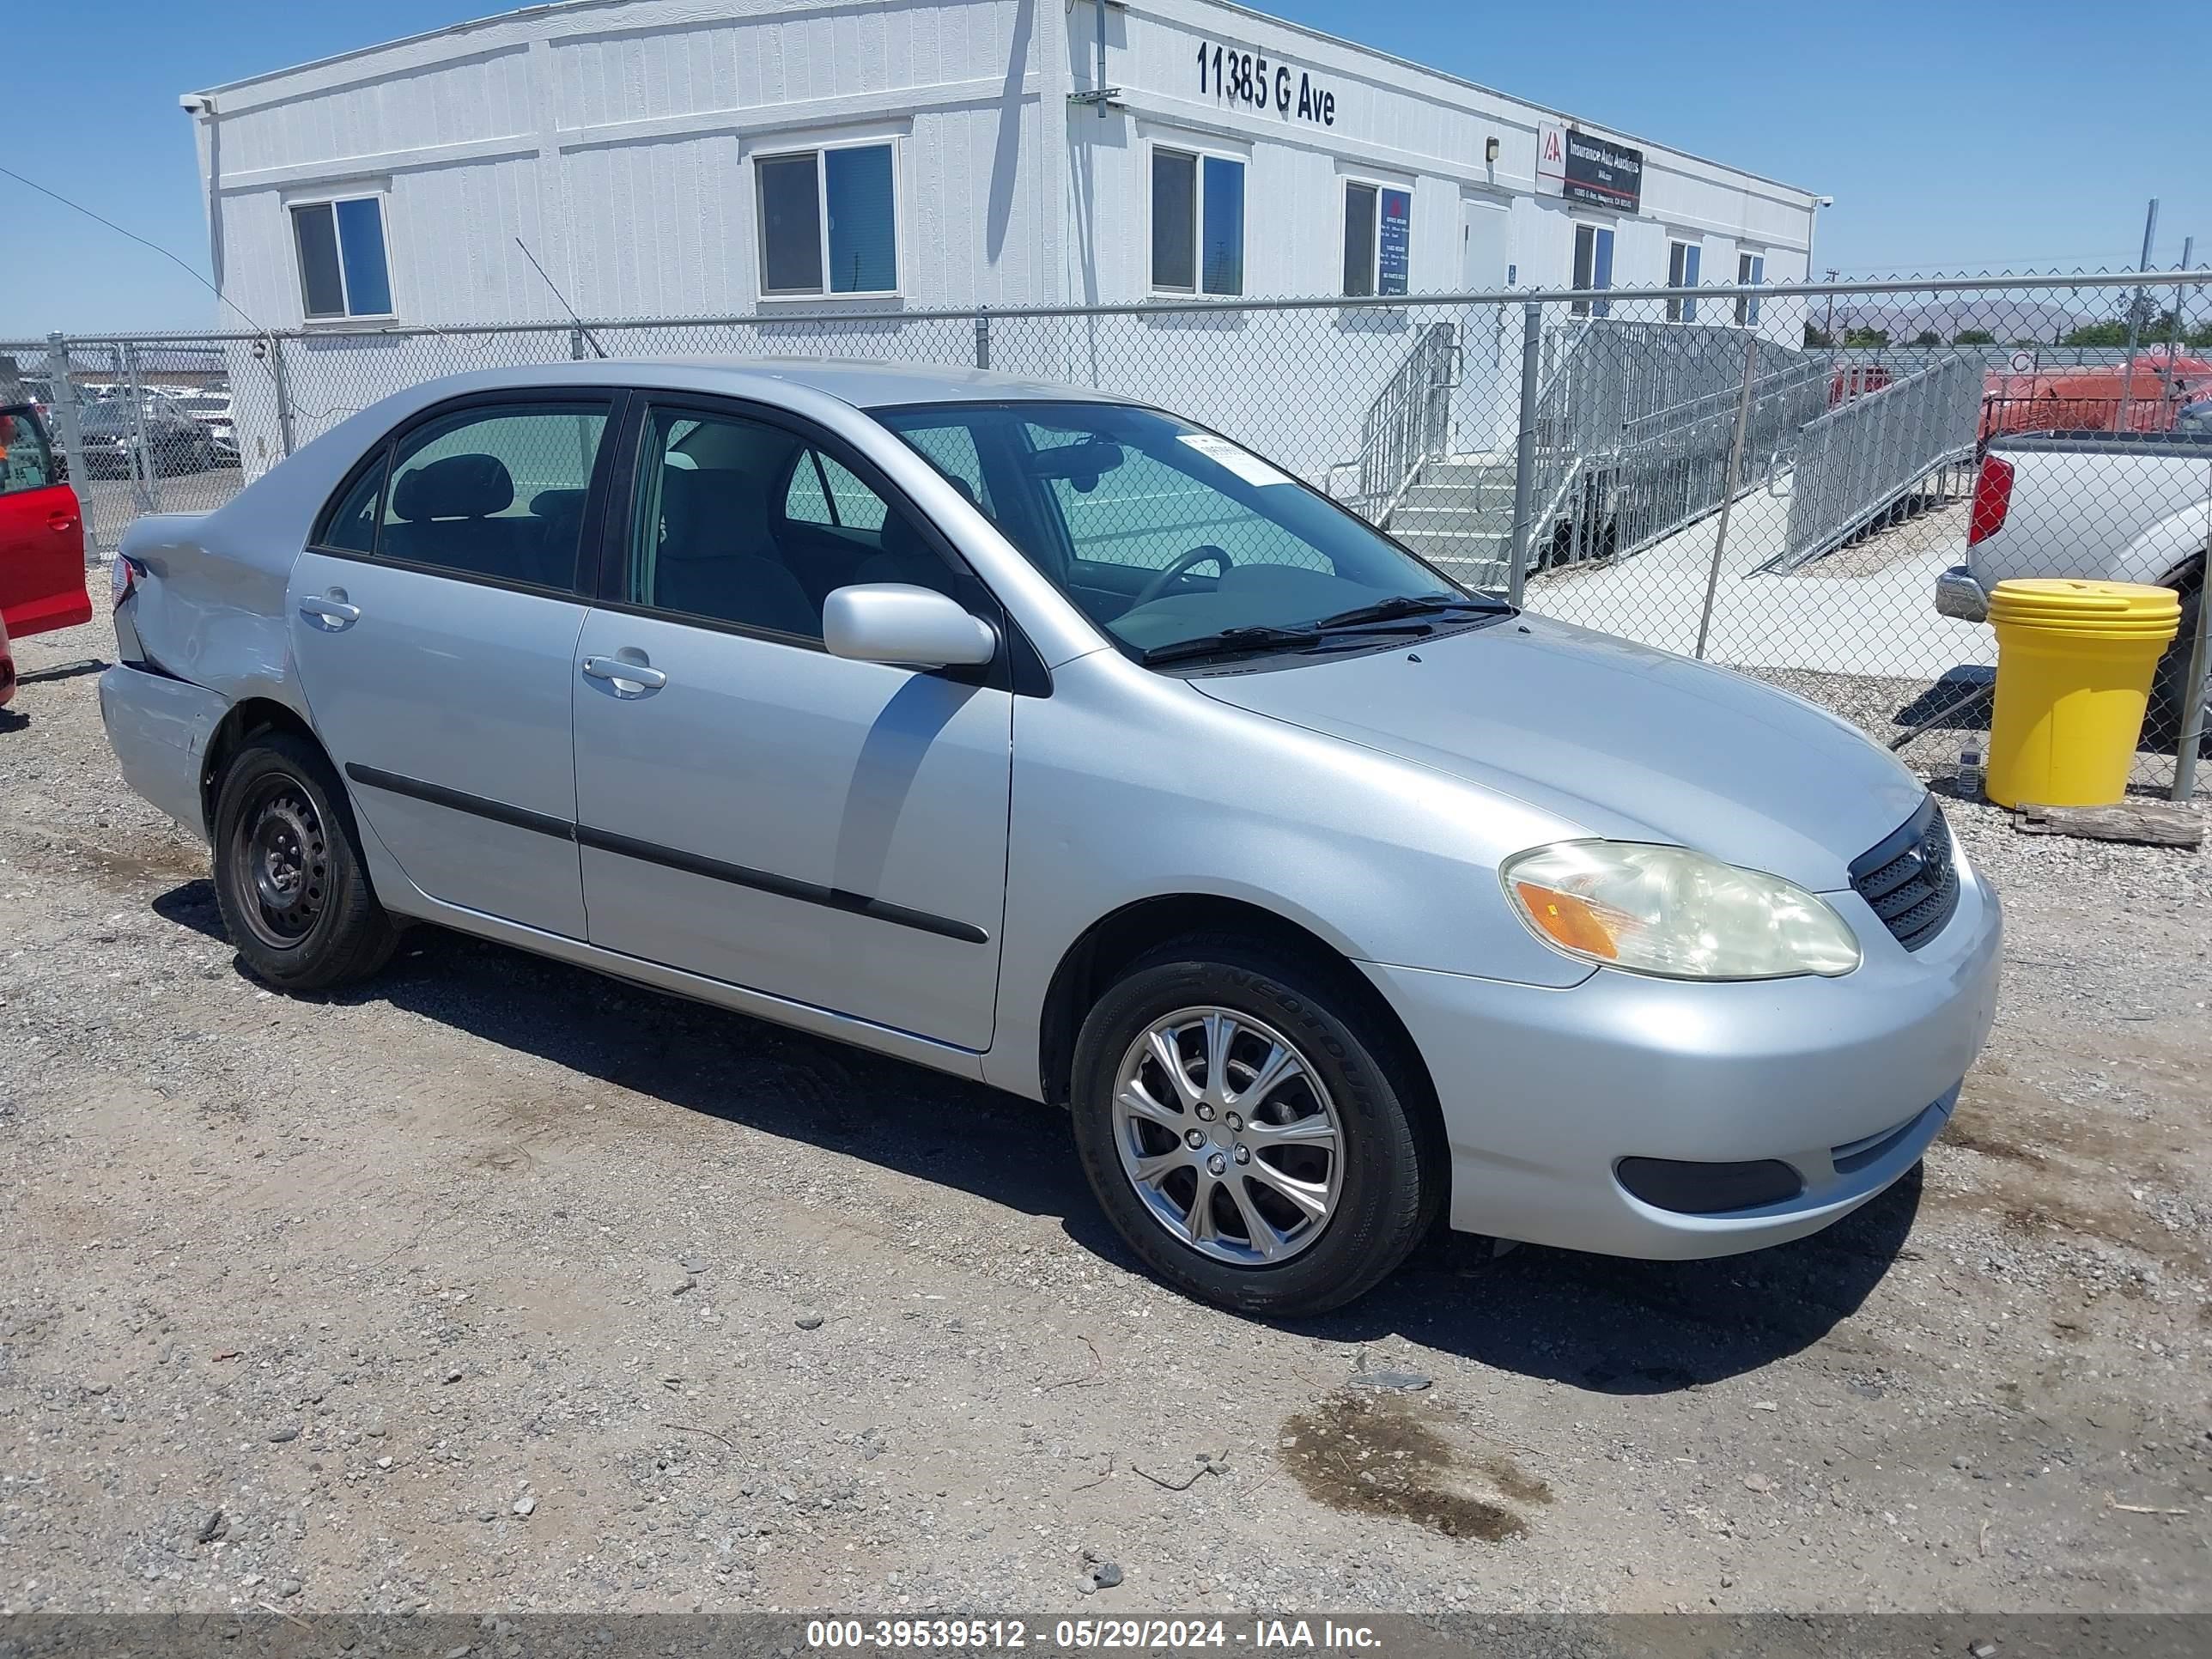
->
[876,401,1495,661]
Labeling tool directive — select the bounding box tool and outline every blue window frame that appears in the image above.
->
[1668,240,1702,322]
[291,196,392,320]
[1151,146,1244,297]
[825,145,897,295]
[1342,182,1413,298]
[1572,222,1613,318]
[757,142,900,297]
[1735,252,1766,325]
[1200,155,1244,296]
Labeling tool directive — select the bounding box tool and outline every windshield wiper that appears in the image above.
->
[1139,624,1319,665]
[1313,592,1514,629]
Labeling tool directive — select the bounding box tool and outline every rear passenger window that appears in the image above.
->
[898,422,994,516]
[316,454,386,553]
[378,404,609,589]
[782,448,889,532]
[820,453,890,531]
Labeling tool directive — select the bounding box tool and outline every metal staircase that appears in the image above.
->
[1384,457,1517,590]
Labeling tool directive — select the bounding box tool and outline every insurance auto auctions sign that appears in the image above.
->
[1535,122,1643,214]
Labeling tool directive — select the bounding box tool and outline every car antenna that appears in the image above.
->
[515,237,607,360]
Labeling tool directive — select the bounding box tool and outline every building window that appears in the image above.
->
[1571,222,1613,318]
[757,142,899,297]
[1151,147,1244,296]
[290,197,392,320]
[1341,182,1412,298]
[1735,251,1766,325]
[1667,240,1702,322]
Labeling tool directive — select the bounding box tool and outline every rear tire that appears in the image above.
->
[1069,935,1439,1316]
[210,732,398,992]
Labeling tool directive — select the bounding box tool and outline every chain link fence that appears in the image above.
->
[6,270,2208,796]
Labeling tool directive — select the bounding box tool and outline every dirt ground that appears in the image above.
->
[3,613,2209,1617]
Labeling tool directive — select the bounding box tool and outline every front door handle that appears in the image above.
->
[47,509,77,533]
[300,594,361,630]
[582,654,668,694]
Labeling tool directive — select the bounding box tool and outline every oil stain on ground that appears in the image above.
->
[1278,1391,1548,1541]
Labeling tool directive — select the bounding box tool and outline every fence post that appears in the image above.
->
[121,340,155,514]
[1506,301,1542,609]
[45,332,94,553]
[2175,543,2212,803]
[973,307,991,371]
[1693,336,1762,661]
[570,324,586,362]
[268,335,297,457]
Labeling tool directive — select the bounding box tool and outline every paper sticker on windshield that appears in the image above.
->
[1179,432,1292,488]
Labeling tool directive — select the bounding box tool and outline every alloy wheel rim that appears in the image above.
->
[234,779,331,948]
[1110,1006,1343,1266]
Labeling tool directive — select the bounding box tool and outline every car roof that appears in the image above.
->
[410,357,1122,412]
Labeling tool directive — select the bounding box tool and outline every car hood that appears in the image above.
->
[1190,615,1928,891]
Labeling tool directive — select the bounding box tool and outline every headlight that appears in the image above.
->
[1501,841,1861,981]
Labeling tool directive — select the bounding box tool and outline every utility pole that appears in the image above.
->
[2115,198,2157,430]
[1823,270,1838,347]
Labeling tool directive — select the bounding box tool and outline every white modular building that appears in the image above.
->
[184,0,1822,492]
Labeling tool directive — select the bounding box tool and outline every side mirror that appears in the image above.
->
[823,583,997,670]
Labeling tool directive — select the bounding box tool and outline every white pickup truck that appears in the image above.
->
[1937,430,2212,742]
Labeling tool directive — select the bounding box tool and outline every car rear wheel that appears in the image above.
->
[211,732,398,992]
[1069,937,1439,1316]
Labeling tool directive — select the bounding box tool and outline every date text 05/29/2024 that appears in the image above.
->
[803,1619,1383,1650]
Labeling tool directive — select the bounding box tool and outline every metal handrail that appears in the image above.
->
[1772,353,1985,571]
[1516,318,1827,580]
[1348,319,1460,522]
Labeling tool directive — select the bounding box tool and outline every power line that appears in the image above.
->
[0,163,268,336]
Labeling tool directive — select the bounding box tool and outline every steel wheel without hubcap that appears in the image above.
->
[1111,1006,1344,1265]
[230,777,331,950]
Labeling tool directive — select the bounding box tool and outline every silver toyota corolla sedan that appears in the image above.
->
[100,361,2002,1314]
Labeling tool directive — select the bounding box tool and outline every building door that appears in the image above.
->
[1459,198,1514,453]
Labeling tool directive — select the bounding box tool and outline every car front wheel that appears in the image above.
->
[1069,937,1440,1316]
[210,732,398,992]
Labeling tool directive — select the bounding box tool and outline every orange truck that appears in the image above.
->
[1979,354,2212,441]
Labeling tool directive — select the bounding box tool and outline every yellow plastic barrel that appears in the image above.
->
[1984,579,2181,808]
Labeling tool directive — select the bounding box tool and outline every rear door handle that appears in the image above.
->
[300,595,361,630]
[47,510,77,532]
[582,654,667,693]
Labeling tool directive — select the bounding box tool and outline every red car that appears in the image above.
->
[1,402,93,704]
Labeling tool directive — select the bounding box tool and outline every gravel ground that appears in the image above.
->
[3,614,2209,1618]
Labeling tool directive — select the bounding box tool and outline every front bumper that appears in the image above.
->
[1935,564,1990,623]
[1364,856,2002,1260]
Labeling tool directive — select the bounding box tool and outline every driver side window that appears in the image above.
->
[1022,422,1327,574]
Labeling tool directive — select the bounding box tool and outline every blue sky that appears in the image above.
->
[3,0,2206,333]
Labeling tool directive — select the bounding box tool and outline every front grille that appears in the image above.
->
[1849,796,1960,951]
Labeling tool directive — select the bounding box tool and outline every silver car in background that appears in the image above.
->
[100,361,2002,1314]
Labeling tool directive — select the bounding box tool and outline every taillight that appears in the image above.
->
[111,554,140,611]
[1966,454,2013,547]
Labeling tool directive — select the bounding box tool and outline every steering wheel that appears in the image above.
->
[1132,544,1234,607]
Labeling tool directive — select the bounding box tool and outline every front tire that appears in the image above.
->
[1069,937,1439,1316]
[210,732,398,992]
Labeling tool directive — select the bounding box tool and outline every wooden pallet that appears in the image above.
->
[2012,801,2203,848]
